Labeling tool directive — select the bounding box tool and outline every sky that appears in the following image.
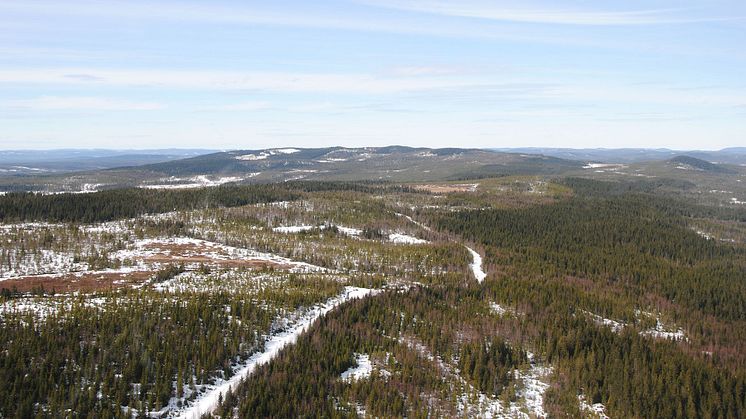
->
[0,0,744,150]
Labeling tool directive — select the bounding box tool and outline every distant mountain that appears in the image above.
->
[491,147,746,165]
[0,149,217,174]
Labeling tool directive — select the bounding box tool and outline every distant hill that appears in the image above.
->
[134,146,584,181]
[0,146,583,193]
[668,155,733,173]
[491,147,746,165]
[0,149,217,174]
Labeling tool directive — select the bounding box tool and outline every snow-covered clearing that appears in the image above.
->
[340,353,373,382]
[316,158,348,163]
[0,236,331,286]
[174,286,380,419]
[235,153,268,161]
[465,246,487,283]
[125,237,330,273]
[140,176,242,189]
[272,225,316,233]
[583,163,625,170]
[272,225,427,245]
[388,232,429,244]
[272,224,362,236]
[235,148,300,161]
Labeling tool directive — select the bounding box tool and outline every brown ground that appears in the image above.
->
[0,240,296,293]
[414,183,478,193]
[0,270,154,293]
[141,241,291,269]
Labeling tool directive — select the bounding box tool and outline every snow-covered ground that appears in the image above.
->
[272,225,316,233]
[583,163,625,170]
[0,236,331,283]
[515,353,552,418]
[640,318,687,341]
[173,286,379,418]
[400,336,551,418]
[465,246,487,283]
[489,302,521,317]
[582,309,687,341]
[272,224,363,237]
[578,395,610,419]
[271,225,427,245]
[396,213,433,231]
[0,249,87,280]
[340,353,373,382]
[337,226,363,236]
[123,237,330,273]
[235,148,300,161]
[140,176,242,189]
[582,310,625,333]
[389,233,429,244]
[0,296,109,324]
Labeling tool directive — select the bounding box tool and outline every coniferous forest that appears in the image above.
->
[0,172,745,418]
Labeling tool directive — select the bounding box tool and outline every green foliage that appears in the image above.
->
[0,185,300,223]
[438,195,746,320]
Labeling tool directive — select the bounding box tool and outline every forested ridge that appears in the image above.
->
[0,185,299,223]
[437,195,746,320]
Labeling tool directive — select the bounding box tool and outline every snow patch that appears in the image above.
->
[272,225,316,233]
[640,318,687,341]
[583,163,624,169]
[396,213,432,231]
[141,176,242,189]
[388,233,429,245]
[465,246,487,283]
[235,153,268,161]
[272,225,362,236]
[489,302,520,317]
[578,395,610,419]
[582,310,625,333]
[340,353,373,382]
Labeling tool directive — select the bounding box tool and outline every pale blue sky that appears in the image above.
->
[0,0,744,150]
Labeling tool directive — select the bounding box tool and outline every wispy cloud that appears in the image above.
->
[2,1,742,57]
[0,68,500,94]
[1,68,744,111]
[212,101,274,112]
[356,0,741,26]
[3,96,164,111]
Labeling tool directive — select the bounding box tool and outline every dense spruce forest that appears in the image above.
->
[0,174,744,418]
